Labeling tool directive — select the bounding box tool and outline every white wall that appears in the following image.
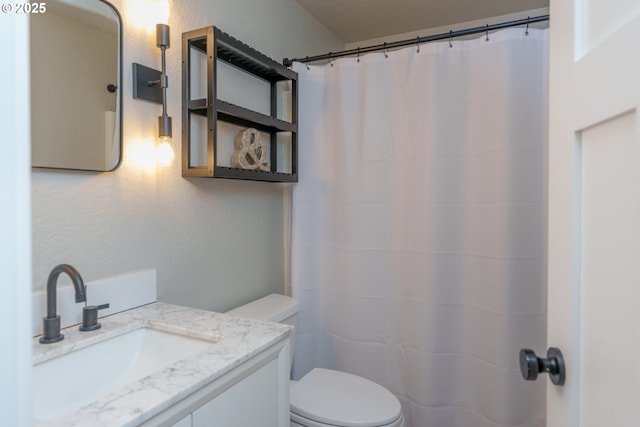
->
[31,0,343,312]
[0,12,32,427]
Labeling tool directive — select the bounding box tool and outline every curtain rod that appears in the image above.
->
[283,14,549,67]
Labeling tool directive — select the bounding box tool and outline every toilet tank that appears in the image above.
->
[226,294,299,326]
[226,294,300,368]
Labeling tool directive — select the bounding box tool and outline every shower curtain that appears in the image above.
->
[290,28,549,427]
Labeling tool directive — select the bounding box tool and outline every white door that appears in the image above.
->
[546,0,640,425]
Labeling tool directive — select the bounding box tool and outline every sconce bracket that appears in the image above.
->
[132,63,162,104]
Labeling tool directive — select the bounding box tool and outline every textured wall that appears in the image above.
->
[31,0,343,312]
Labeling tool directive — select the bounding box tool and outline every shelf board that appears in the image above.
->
[188,99,207,110]
[216,100,295,133]
[213,166,297,182]
[214,28,296,82]
[187,99,296,132]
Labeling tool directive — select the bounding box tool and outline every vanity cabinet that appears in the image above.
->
[171,415,191,427]
[191,358,279,426]
[182,26,298,182]
[153,337,291,427]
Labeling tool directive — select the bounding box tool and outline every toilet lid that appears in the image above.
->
[290,368,402,427]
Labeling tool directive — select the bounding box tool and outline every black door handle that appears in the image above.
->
[519,347,565,386]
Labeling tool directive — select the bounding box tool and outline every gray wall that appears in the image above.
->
[31,0,343,312]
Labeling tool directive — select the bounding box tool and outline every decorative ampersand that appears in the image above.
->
[231,128,270,171]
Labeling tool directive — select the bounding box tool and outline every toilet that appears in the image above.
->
[226,294,405,427]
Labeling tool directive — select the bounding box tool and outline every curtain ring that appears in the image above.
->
[384,42,388,58]
[328,54,335,67]
[485,25,490,42]
[525,16,530,36]
[449,30,453,48]
[357,47,361,63]
[416,37,420,53]
[305,57,310,70]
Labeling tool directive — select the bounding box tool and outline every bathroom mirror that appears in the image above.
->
[30,0,122,172]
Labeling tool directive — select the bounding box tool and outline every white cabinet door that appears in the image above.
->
[548,0,640,425]
[192,358,279,427]
[171,414,192,427]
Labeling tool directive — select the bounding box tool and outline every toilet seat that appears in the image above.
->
[290,368,404,427]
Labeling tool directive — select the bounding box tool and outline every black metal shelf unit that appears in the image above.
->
[182,26,298,182]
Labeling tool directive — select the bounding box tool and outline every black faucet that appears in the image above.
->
[39,264,87,344]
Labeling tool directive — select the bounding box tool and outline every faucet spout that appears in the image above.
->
[40,264,87,344]
[45,264,86,317]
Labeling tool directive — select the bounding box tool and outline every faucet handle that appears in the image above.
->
[79,303,110,331]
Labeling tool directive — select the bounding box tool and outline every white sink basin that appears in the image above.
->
[33,326,216,422]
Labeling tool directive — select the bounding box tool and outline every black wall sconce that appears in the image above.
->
[133,23,174,165]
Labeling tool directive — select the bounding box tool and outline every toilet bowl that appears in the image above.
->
[226,294,405,427]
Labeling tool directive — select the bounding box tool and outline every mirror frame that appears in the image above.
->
[107,0,123,172]
[31,0,124,172]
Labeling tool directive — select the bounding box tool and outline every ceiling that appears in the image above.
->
[296,0,549,43]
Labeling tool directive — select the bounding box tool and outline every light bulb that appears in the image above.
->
[157,136,175,167]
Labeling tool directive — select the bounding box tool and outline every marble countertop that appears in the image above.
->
[32,302,291,427]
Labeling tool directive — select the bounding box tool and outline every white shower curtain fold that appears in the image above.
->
[291,28,548,427]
